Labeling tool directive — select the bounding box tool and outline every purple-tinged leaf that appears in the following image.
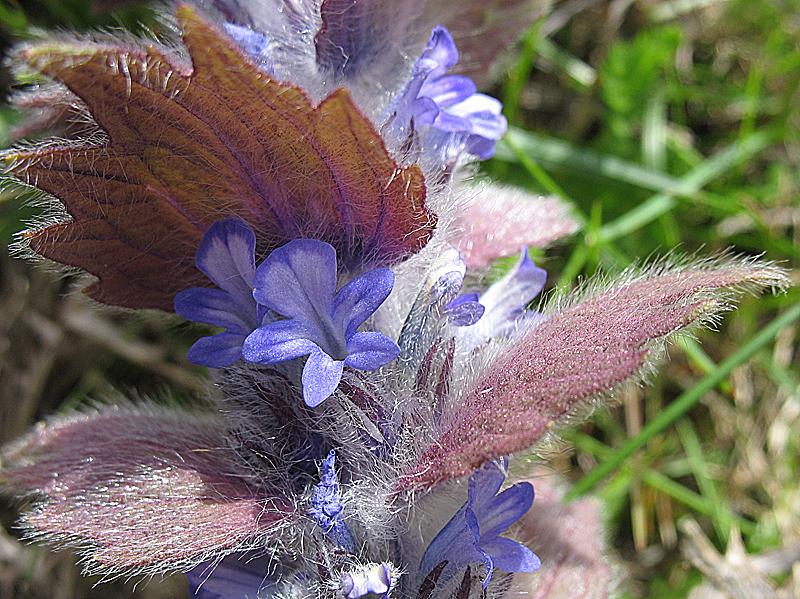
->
[434,0,553,88]
[313,1,551,89]
[4,6,433,311]
[397,260,789,491]
[1,405,292,575]
[456,184,579,269]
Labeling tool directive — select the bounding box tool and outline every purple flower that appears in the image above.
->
[309,451,357,553]
[460,248,547,349]
[340,563,394,599]
[393,26,508,159]
[445,292,485,326]
[419,460,540,589]
[174,219,260,368]
[188,553,276,598]
[242,239,400,407]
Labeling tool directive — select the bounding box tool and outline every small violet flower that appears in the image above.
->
[176,222,400,407]
[445,292,485,326]
[419,460,541,589]
[174,219,260,368]
[309,451,357,553]
[340,563,394,599]
[393,26,508,159]
[188,553,276,599]
[243,239,400,407]
[459,248,547,349]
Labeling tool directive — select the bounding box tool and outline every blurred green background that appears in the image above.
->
[1,0,798,597]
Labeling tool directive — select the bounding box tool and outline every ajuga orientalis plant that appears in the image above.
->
[0,1,790,598]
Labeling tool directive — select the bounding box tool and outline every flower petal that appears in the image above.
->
[242,319,319,365]
[465,134,499,159]
[423,26,460,77]
[465,507,495,588]
[333,267,395,337]
[345,332,400,371]
[481,536,541,574]
[419,506,481,585]
[253,239,337,321]
[174,287,253,333]
[467,460,507,510]
[187,332,247,368]
[340,563,393,599]
[460,249,546,348]
[420,74,477,107]
[302,349,345,407]
[445,292,485,326]
[431,109,474,133]
[310,451,357,553]
[480,250,546,319]
[188,553,277,599]
[478,482,535,539]
[195,219,257,310]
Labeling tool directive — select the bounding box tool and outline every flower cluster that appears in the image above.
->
[0,1,788,599]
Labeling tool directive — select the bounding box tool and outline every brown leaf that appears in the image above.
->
[5,6,434,311]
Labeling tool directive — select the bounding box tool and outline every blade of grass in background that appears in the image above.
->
[565,302,800,501]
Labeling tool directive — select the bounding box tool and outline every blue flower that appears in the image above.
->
[174,219,261,368]
[340,563,394,599]
[419,460,540,589]
[242,239,400,407]
[393,26,508,159]
[309,451,357,553]
[445,292,485,327]
[188,553,276,599]
[459,248,547,349]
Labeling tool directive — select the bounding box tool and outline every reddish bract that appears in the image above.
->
[2,407,290,574]
[397,263,788,492]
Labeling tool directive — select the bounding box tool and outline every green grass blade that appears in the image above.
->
[676,419,733,543]
[496,128,680,193]
[565,302,800,500]
[535,37,597,90]
[569,432,757,534]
